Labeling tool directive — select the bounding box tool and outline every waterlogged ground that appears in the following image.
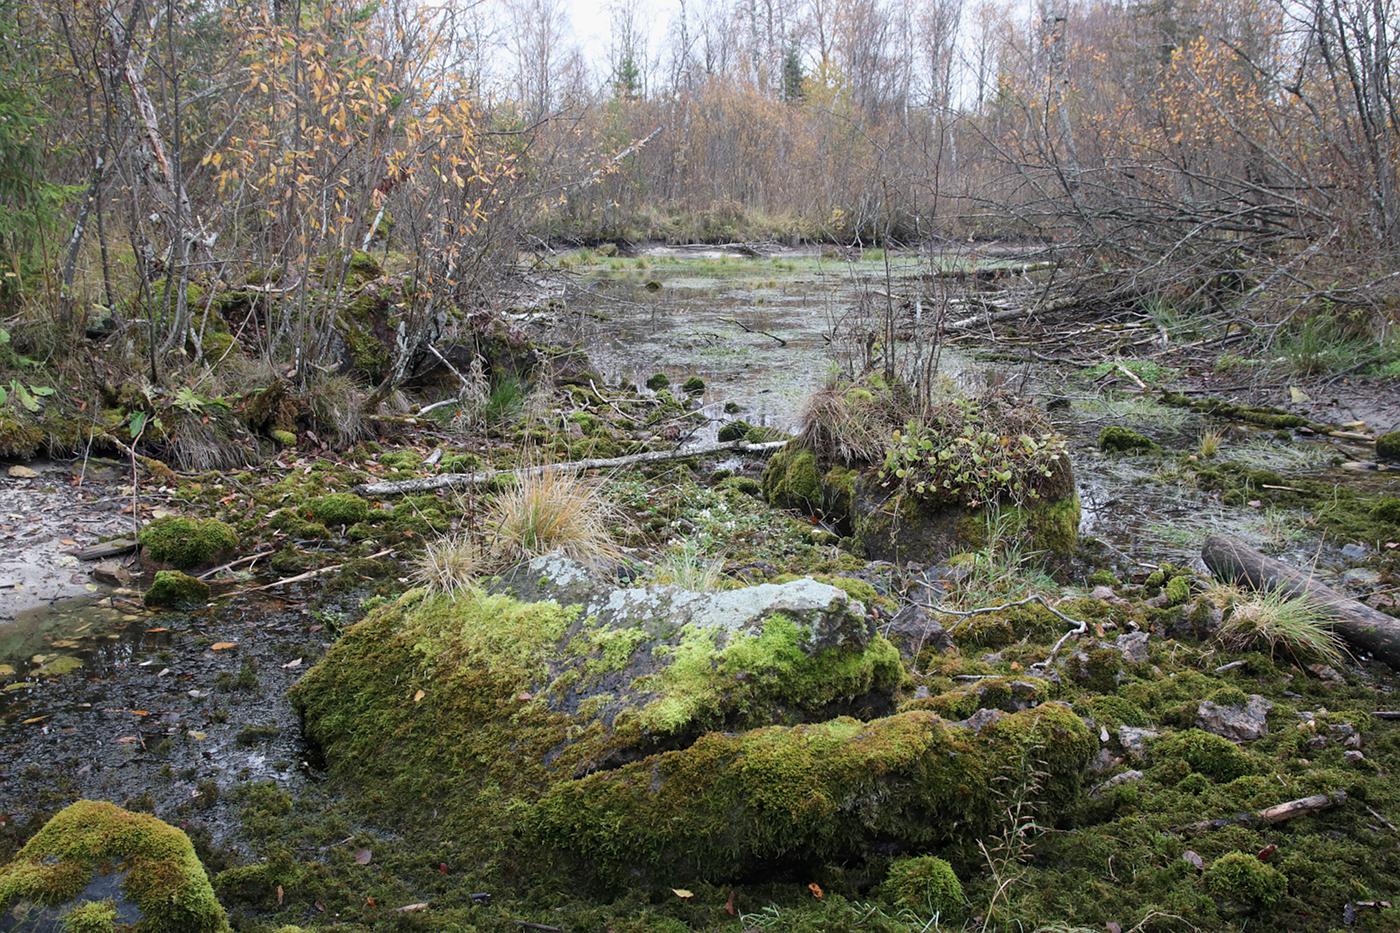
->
[1,247,1398,930]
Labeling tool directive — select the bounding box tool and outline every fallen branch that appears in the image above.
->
[1202,534,1400,668]
[1176,790,1346,834]
[198,550,275,580]
[250,547,394,592]
[355,440,787,496]
[720,317,787,346]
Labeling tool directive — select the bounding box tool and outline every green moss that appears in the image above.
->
[1372,496,1400,525]
[138,517,238,570]
[717,420,754,442]
[305,493,370,527]
[645,372,670,390]
[62,898,118,932]
[1151,729,1255,782]
[1377,431,1400,463]
[680,376,705,395]
[761,443,823,512]
[1161,391,1312,429]
[1098,426,1158,454]
[144,570,210,609]
[0,800,229,932]
[532,703,1093,880]
[1203,851,1287,911]
[1164,574,1192,605]
[269,429,296,448]
[883,855,964,917]
[0,412,44,459]
[821,465,858,523]
[715,475,761,496]
[1020,492,1081,558]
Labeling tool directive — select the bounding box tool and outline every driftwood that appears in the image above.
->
[1177,790,1346,834]
[356,439,787,496]
[1202,534,1400,668]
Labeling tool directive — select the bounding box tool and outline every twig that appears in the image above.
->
[920,594,1088,671]
[197,550,275,580]
[1175,790,1346,834]
[248,547,394,592]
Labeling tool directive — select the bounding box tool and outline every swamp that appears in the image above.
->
[2,1,1400,931]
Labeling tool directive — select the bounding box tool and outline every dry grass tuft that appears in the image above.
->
[485,468,622,566]
[796,374,898,464]
[1197,429,1224,459]
[413,532,486,597]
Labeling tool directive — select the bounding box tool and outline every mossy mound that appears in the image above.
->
[680,376,705,395]
[645,372,670,390]
[884,855,965,917]
[143,570,210,609]
[1203,851,1288,912]
[304,493,370,527]
[137,517,238,570]
[761,443,823,512]
[1377,431,1400,463]
[534,703,1092,880]
[0,800,230,932]
[1098,426,1158,454]
[0,412,43,460]
[1160,391,1313,429]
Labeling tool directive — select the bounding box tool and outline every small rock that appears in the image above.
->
[1090,585,1116,601]
[1114,631,1150,664]
[1090,769,1143,797]
[1197,694,1273,742]
[1089,747,1123,775]
[962,708,1005,733]
[6,465,38,479]
[1341,542,1369,560]
[884,604,954,659]
[1118,725,1159,758]
[1307,663,1344,684]
[1342,567,1381,587]
[1344,750,1366,764]
[91,561,132,586]
[1183,850,1204,871]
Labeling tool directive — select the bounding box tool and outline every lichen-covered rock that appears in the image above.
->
[143,570,210,609]
[0,800,229,932]
[532,703,1094,879]
[137,516,238,570]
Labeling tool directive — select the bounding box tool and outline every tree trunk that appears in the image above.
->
[1201,534,1400,668]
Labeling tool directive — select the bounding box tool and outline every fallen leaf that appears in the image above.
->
[22,716,46,725]
[282,658,303,669]
[395,903,429,913]
[516,691,533,702]
[1257,844,1277,861]
[355,847,373,865]
[808,882,823,899]
[277,885,284,906]
[116,736,139,744]
[130,710,150,717]
[438,863,448,874]
[211,642,237,651]
[413,689,426,703]
[724,889,736,916]
[365,896,376,908]
[672,888,693,900]
[146,627,169,633]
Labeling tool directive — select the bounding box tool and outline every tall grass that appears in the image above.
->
[485,468,622,566]
[651,539,726,591]
[413,532,486,597]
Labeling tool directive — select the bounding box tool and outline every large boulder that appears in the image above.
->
[0,800,229,932]
[290,557,1095,881]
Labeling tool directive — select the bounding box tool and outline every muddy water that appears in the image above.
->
[556,248,1397,580]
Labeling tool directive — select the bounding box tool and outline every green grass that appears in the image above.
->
[1275,314,1400,376]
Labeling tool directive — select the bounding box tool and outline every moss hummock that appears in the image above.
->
[1098,426,1159,454]
[305,492,370,527]
[884,855,965,917]
[0,800,230,932]
[761,443,822,512]
[137,516,238,570]
[1203,851,1288,912]
[1377,431,1400,463]
[143,570,210,609]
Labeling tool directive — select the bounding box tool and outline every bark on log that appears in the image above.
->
[1176,790,1346,834]
[1201,534,1400,668]
[356,439,787,496]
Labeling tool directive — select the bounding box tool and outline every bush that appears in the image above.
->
[1203,851,1287,911]
[883,855,965,917]
[1377,431,1400,463]
[796,373,900,464]
[413,532,485,597]
[138,516,239,569]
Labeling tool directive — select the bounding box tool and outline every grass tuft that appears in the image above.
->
[1211,584,1346,667]
[486,468,622,566]
[413,532,486,598]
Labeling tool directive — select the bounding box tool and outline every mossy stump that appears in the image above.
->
[137,517,238,571]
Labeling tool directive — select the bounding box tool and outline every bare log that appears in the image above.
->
[1177,790,1346,834]
[1201,534,1400,668]
[355,440,787,496]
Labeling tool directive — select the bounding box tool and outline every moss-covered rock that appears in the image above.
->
[1150,728,1256,782]
[761,443,823,512]
[1203,851,1287,912]
[680,376,705,395]
[532,703,1093,880]
[1098,426,1158,454]
[0,800,230,932]
[305,492,370,527]
[0,412,43,460]
[645,372,670,390]
[143,570,210,609]
[137,517,238,570]
[1377,431,1400,463]
[883,855,965,917]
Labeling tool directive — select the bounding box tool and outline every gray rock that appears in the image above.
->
[1114,631,1150,664]
[1090,585,1116,601]
[1344,749,1366,764]
[1090,769,1143,797]
[1341,542,1369,560]
[1118,725,1159,758]
[1197,694,1273,742]
[883,603,953,659]
[1342,567,1382,587]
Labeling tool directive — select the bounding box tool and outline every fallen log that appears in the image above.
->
[356,439,787,496]
[1201,534,1400,668]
